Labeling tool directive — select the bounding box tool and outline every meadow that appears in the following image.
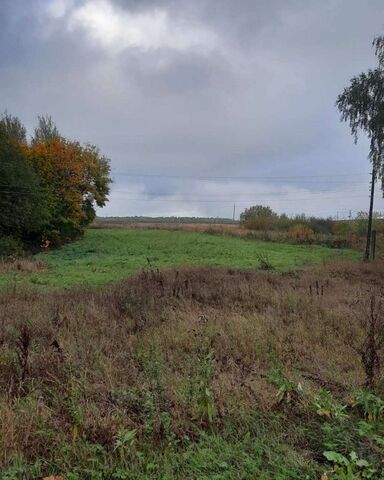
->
[0,228,360,290]
[1,228,383,480]
[1,260,384,479]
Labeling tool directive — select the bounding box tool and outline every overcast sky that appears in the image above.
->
[1,0,384,218]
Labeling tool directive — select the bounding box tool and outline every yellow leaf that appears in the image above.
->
[72,424,78,441]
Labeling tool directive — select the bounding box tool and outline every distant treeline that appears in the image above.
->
[240,205,384,234]
[95,216,238,225]
[240,205,384,247]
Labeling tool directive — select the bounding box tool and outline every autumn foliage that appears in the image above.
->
[26,139,110,244]
[0,113,111,253]
[286,224,315,244]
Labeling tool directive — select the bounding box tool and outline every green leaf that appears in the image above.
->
[349,451,358,462]
[323,451,349,466]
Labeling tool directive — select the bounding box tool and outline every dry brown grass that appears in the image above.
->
[0,261,383,466]
[0,257,45,274]
[91,221,241,235]
[91,220,289,240]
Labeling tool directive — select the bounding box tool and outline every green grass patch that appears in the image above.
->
[1,412,322,480]
[0,228,360,290]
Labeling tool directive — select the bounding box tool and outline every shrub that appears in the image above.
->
[240,205,277,231]
[286,224,315,244]
[256,252,274,270]
[325,237,351,249]
[0,236,24,259]
[353,391,384,421]
[332,221,350,237]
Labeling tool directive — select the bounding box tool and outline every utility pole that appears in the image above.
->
[364,168,376,261]
[371,230,377,260]
[232,203,236,222]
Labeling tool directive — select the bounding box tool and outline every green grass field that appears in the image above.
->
[1,228,360,290]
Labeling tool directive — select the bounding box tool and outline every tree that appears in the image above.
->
[0,112,111,253]
[27,137,111,244]
[0,111,27,143]
[336,36,384,260]
[0,124,50,247]
[78,143,111,225]
[240,205,277,231]
[32,115,61,144]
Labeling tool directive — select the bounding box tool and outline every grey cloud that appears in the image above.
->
[0,0,383,218]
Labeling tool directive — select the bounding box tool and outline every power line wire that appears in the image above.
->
[112,171,369,180]
[110,188,370,197]
[101,194,369,204]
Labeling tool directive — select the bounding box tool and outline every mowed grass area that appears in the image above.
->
[1,228,360,289]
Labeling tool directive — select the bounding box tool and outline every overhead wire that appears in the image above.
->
[112,171,370,180]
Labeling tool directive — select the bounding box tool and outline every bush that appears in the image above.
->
[286,224,315,244]
[326,237,350,249]
[332,221,350,237]
[0,236,24,258]
[244,217,274,231]
[240,205,277,231]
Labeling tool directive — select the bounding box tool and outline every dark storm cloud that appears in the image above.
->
[1,0,384,217]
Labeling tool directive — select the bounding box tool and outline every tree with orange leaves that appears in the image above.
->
[27,135,111,245]
[0,113,111,251]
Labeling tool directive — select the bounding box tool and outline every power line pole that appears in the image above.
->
[372,230,377,260]
[364,168,376,261]
[232,203,236,221]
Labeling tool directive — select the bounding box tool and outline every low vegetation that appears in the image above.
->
[1,261,383,478]
[95,207,384,252]
[0,228,359,290]
[240,205,384,249]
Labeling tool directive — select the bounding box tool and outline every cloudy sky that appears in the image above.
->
[1,0,384,219]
